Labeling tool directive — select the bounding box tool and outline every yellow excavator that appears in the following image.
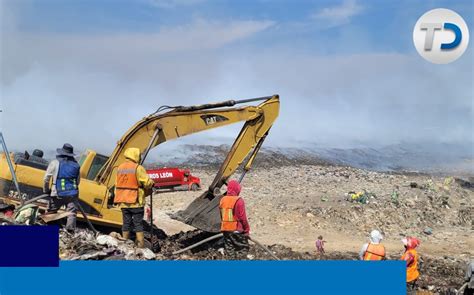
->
[0,95,280,233]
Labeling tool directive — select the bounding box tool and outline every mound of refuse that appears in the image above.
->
[59,229,157,260]
[57,227,467,294]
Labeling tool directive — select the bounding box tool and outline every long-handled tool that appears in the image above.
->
[73,200,98,234]
[172,233,223,255]
[172,233,280,260]
[248,236,280,260]
[140,126,162,248]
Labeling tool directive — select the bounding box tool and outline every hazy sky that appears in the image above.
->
[0,0,472,155]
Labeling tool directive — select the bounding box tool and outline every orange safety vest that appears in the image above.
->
[401,249,420,282]
[114,162,139,204]
[219,195,240,232]
[363,243,386,261]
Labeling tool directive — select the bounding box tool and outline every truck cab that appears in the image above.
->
[147,167,201,191]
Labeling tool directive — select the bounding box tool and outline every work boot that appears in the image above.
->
[136,232,145,248]
[122,231,130,240]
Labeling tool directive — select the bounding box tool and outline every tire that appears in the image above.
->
[190,183,199,191]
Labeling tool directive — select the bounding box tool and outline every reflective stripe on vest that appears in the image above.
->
[401,249,420,282]
[363,243,386,261]
[219,195,240,232]
[56,159,80,197]
[114,162,139,204]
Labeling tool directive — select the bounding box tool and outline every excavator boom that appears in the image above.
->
[97,94,280,232]
[0,95,280,233]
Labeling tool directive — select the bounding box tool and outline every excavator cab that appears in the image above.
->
[78,150,109,181]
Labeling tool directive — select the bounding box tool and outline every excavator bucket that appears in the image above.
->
[171,189,222,233]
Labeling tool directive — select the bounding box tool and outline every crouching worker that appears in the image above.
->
[44,143,80,232]
[401,236,421,295]
[219,180,250,259]
[113,148,154,248]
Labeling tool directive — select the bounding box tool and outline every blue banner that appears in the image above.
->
[0,226,59,267]
[0,260,405,295]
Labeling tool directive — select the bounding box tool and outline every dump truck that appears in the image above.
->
[0,95,280,232]
[147,167,201,191]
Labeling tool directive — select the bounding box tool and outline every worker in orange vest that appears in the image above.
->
[359,229,386,260]
[219,179,250,259]
[401,236,421,294]
[114,147,154,248]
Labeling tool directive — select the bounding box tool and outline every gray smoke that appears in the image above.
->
[1,1,472,169]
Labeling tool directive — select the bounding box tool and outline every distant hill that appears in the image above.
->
[145,142,473,175]
[13,142,473,175]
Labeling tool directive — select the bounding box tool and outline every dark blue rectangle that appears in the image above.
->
[0,226,59,267]
[0,260,405,294]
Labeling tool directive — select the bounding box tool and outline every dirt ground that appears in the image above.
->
[151,164,473,293]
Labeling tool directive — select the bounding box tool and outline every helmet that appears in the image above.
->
[32,149,44,158]
[370,230,383,243]
[402,237,420,249]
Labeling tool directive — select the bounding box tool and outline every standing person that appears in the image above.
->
[43,143,80,232]
[113,147,154,248]
[359,229,386,260]
[401,237,421,295]
[219,179,250,259]
[315,235,325,257]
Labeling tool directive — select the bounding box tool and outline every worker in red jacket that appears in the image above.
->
[219,179,250,259]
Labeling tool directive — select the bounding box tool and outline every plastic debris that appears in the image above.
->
[96,235,119,247]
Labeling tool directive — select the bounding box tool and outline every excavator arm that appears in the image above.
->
[96,94,280,232]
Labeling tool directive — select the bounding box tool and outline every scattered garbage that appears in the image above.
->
[96,234,119,247]
[423,227,433,235]
[137,248,156,260]
[390,191,399,205]
[347,191,375,204]
[423,179,436,192]
[59,229,157,261]
[14,204,39,225]
[443,177,454,191]
[0,162,470,293]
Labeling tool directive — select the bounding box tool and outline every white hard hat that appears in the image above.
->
[370,230,383,243]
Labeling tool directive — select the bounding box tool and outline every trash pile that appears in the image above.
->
[58,229,287,261]
[414,254,466,294]
[59,229,157,260]
[0,199,43,225]
[2,219,468,293]
[57,227,358,262]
